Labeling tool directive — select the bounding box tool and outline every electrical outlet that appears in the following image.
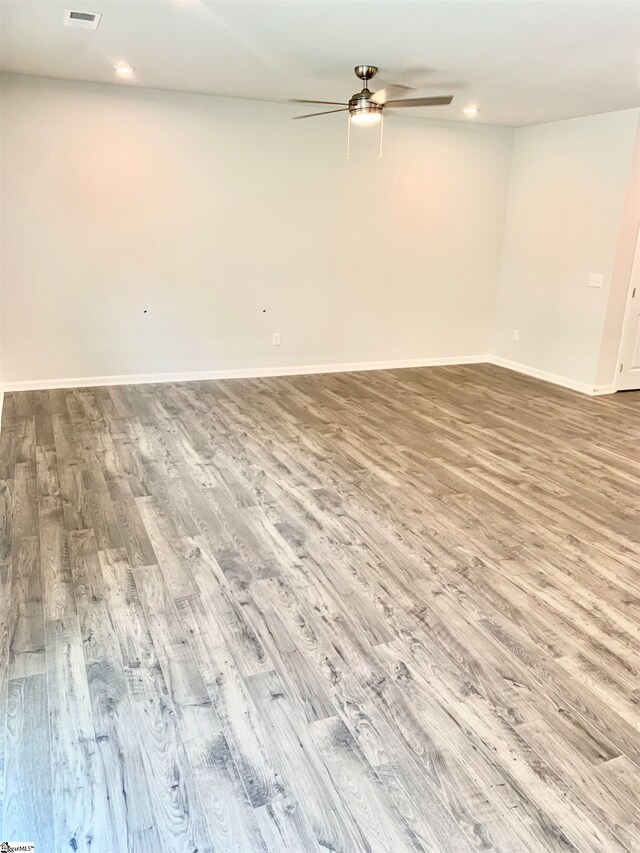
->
[272,332,281,346]
[588,273,604,288]
[512,329,519,342]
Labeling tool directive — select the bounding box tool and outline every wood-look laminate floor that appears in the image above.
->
[0,364,639,853]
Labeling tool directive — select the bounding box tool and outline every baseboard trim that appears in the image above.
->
[0,354,618,405]
[592,384,617,396]
[0,354,489,394]
[487,356,615,396]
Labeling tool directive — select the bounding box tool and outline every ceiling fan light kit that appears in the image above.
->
[290,64,454,158]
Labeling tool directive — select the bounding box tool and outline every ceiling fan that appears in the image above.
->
[290,64,453,123]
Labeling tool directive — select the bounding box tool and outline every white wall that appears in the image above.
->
[492,109,640,391]
[0,73,514,386]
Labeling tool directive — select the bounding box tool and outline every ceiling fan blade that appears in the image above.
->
[293,108,349,120]
[369,84,414,105]
[384,95,454,108]
[289,99,349,106]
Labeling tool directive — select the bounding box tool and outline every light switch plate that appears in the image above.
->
[588,273,604,288]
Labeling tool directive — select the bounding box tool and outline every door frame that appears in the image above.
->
[614,225,640,390]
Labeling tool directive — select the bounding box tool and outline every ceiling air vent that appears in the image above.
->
[63,9,102,29]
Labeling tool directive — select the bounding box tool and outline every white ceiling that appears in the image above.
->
[1,0,639,126]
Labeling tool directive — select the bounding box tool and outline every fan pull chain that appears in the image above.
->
[378,113,384,158]
[346,113,351,159]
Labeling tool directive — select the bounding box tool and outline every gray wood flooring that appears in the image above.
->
[0,363,639,852]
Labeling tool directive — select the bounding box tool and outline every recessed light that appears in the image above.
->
[115,65,134,77]
[463,105,479,118]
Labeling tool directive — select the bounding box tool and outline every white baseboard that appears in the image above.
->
[487,356,615,396]
[0,354,489,394]
[0,355,618,418]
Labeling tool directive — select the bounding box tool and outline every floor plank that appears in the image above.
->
[0,364,638,851]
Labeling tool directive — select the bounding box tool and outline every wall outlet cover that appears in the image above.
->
[588,273,604,288]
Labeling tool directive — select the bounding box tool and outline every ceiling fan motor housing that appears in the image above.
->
[349,91,383,119]
[351,66,382,118]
